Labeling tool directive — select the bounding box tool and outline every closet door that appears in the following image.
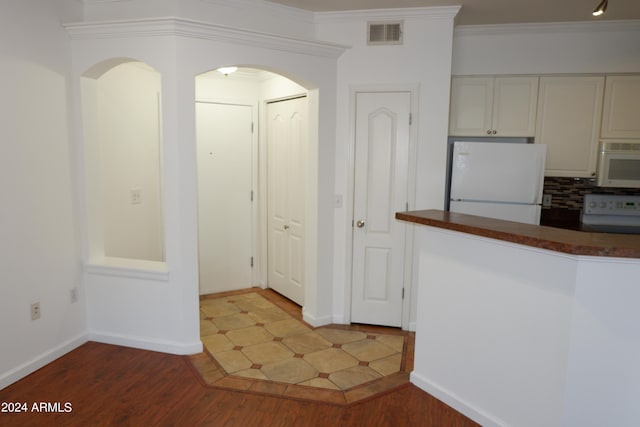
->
[267,96,307,305]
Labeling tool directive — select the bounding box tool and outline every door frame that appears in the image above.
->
[343,84,419,330]
[195,97,260,287]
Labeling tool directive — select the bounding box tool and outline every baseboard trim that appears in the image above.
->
[410,371,506,427]
[301,309,333,328]
[0,333,89,390]
[89,331,203,355]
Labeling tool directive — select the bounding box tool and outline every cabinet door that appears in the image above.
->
[601,75,640,138]
[535,76,604,177]
[492,77,538,137]
[449,77,493,136]
[449,76,538,137]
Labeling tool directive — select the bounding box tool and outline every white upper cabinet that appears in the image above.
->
[449,76,539,137]
[601,75,640,139]
[535,76,604,177]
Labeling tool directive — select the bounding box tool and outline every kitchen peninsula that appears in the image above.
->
[397,210,640,427]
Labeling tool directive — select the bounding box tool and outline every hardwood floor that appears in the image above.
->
[0,342,480,427]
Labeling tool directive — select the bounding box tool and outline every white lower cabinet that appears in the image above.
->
[535,76,604,177]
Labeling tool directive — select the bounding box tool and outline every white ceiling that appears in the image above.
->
[265,0,640,25]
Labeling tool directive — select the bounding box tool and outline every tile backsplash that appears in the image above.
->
[543,177,640,210]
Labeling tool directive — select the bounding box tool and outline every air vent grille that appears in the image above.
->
[367,21,403,45]
[603,141,640,152]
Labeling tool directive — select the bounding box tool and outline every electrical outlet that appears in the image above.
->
[543,194,552,207]
[31,302,41,320]
[70,287,78,303]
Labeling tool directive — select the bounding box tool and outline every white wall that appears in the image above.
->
[412,226,640,427]
[452,20,640,75]
[315,7,459,327]
[413,227,577,427]
[563,258,640,427]
[0,0,87,389]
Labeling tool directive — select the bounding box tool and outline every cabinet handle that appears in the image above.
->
[492,130,497,135]
[486,130,491,135]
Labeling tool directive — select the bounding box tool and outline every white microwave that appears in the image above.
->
[597,140,640,188]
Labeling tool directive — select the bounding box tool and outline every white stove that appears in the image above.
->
[581,194,640,235]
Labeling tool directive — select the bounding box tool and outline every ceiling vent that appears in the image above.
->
[367,21,403,45]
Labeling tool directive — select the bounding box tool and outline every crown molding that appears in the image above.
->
[314,6,461,24]
[455,19,640,37]
[63,17,348,58]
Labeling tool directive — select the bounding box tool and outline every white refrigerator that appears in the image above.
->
[448,141,547,225]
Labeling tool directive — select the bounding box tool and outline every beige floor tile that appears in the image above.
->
[342,339,397,362]
[226,326,273,347]
[214,350,253,374]
[376,335,405,352]
[315,328,367,345]
[198,291,412,402]
[369,353,402,376]
[212,313,256,331]
[329,365,382,390]
[241,341,293,365]
[282,332,332,354]
[260,358,318,384]
[200,319,219,337]
[200,300,241,318]
[265,318,312,338]
[202,334,235,354]
[233,298,277,313]
[233,368,269,381]
[298,377,341,390]
[303,348,358,373]
[247,308,291,324]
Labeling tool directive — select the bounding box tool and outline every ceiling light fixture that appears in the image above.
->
[592,0,608,16]
[217,66,238,76]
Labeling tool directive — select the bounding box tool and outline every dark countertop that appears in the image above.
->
[396,209,640,259]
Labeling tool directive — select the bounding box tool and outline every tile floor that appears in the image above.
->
[187,288,415,405]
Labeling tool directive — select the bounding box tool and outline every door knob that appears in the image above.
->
[284,225,290,230]
[356,220,365,228]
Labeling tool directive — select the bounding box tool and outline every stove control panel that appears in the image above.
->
[583,194,640,216]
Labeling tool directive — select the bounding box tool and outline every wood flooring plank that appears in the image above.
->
[0,341,479,427]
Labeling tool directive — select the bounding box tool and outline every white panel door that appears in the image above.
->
[196,102,253,295]
[267,97,307,305]
[351,92,410,327]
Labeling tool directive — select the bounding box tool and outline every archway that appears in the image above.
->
[194,66,310,306]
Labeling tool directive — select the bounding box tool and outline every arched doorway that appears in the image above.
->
[194,66,309,305]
